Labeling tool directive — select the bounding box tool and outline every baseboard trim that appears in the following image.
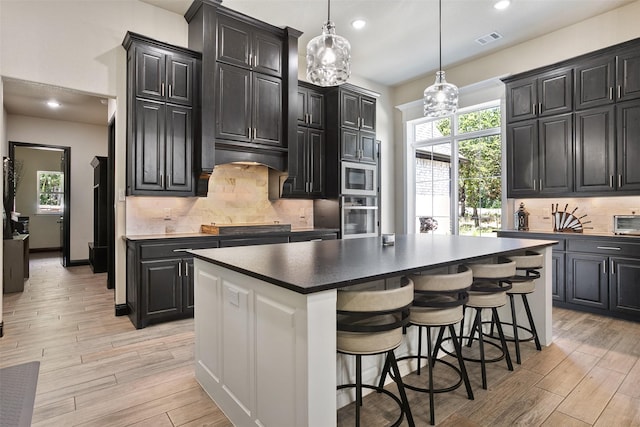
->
[115,304,129,316]
[30,247,62,253]
[67,259,89,267]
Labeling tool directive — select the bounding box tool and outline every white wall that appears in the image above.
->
[0,0,189,306]
[391,0,640,233]
[8,116,107,260]
[14,146,64,249]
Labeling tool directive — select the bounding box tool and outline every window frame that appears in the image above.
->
[36,170,65,215]
[407,100,502,235]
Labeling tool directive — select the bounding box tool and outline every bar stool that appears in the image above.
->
[379,266,474,426]
[446,258,515,390]
[495,251,543,364]
[337,278,415,427]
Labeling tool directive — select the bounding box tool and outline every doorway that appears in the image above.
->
[8,142,72,267]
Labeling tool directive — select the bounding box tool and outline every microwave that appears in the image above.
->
[613,215,640,235]
[341,161,377,196]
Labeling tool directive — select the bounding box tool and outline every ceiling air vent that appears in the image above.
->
[475,31,503,46]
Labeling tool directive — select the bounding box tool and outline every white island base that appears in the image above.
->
[192,237,553,427]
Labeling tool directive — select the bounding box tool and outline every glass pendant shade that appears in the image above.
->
[306,21,351,87]
[423,71,458,117]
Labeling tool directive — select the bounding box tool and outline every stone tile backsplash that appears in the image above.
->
[515,196,640,234]
[126,164,314,235]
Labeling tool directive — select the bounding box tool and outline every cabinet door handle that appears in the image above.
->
[357,117,361,128]
[539,179,543,191]
[602,260,606,274]
[173,248,192,252]
[539,103,542,115]
[160,173,164,188]
[609,87,614,100]
[168,84,172,98]
[308,113,312,124]
[248,127,252,139]
[249,53,253,68]
[618,174,622,188]
[161,83,165,97]
[610,260,615,275]
[532,103,537,115]
[533,180,536,191]
[610,175,614,187]
[179,262,182,277]
[185,262,189,277]
[618,85,622,99]
[361,117,365,128]
[597,246,621,250]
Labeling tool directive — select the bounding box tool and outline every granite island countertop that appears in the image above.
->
[190,233,557,294]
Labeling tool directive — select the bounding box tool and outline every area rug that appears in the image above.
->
[0,361,40,427]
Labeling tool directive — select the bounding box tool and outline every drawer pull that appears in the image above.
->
[173,248,192,252]
[602,260,606,274]
[596,246,621,250]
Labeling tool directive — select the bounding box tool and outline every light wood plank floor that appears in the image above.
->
[2,253,640,426]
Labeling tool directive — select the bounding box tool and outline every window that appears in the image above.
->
[409,101,502,236]
[37,171,64,214]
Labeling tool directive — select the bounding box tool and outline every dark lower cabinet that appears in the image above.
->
[498,231,640,322]
[126,231,338,328]
[551,251,565,302]
[610,257,640,316]
[566,253,608,310]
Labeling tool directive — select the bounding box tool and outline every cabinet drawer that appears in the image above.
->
[220,236,289,247]
[567,239,640,257]
[289,233,338,243]
[140,239,220,259]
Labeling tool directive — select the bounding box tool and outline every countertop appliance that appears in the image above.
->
[613,215,640,235]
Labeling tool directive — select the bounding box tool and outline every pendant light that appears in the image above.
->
[423,0,458,117]
[306,0,351,87]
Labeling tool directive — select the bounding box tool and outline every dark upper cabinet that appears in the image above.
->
[575,106,615,193]
[217,13,283,77]
[285,128,324,197]
[506,114,572,197]
[297,86,324,128]
[617,101,640,192]
[252,73,283,146]
[135,44,196,106]
[124,32,200,196]
[505,69,572,122]
[340,89,376,133]
[132,99,193,194]
[215,63,251,142]
[283,82,326,198]
[575,56,616,110]
[617,48,640,102]
[341,130,376,164]
[576,47,640,109]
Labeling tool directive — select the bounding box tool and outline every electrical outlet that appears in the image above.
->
[164,208,172,220]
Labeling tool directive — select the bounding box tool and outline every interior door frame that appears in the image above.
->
[9,141,72,267]
[107,116,115,289]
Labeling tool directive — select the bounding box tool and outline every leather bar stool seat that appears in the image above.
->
[442,257,515,390]
[337,278,415,427]
[489,250,543,364]
[379,266,474,426]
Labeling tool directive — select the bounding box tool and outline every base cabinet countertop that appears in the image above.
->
[190,234,556,427]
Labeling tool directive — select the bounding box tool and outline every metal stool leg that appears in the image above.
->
[448,324,474,400]
[522,294,542,350]
[492,307,514,372]
[475,308,488,390]
[388,351,415,427]
[509,293,522,364]
[426,326,435,425]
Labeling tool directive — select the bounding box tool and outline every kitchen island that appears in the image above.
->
[190,234,556,427]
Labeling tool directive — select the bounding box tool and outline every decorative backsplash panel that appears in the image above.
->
[126,164,314,235]
[515,196,640,234]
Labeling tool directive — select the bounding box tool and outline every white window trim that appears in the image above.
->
[406,100,502,235]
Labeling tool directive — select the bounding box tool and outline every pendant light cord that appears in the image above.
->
[439,0,442,72]
[327,0,331,21]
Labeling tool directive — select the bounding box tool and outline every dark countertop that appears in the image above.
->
[124,228,340,241]
[190,234,556,294]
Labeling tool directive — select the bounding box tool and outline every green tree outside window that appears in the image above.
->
[37,171,64,214]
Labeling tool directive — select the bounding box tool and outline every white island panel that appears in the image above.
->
[194,258,337,427]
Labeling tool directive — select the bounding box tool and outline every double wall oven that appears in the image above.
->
[340,161,379,239]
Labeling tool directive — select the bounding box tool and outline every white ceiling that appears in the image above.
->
[3,0,634,126]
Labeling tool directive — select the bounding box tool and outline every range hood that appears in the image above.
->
[196,141,289,197]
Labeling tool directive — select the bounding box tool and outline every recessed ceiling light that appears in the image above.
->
[494,0,510,10]
[351,19,366,30]
[47,100,60,108]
